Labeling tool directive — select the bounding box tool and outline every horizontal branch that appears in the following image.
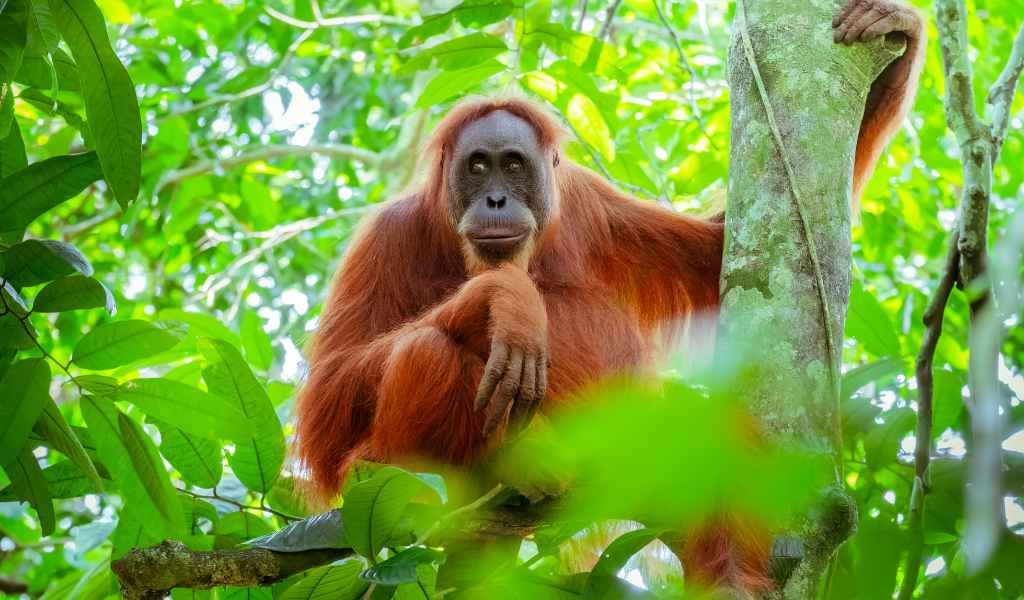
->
[155,144,380,195]
[111,541,351,600]
[110,501,558,599]
[264,7,407,29]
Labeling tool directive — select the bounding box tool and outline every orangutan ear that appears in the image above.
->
[552,151,560,167]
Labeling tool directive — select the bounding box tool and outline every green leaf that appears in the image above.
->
[72,319,180,369]
[840,356,904,401]
[931,368,965,437]
[74,373,118,395]
[199,338,284,492]
[33,395,104,490]
[399,32,507,75]
[342,466,428,560]
[27,0,61,54]
[361,547,445,585]
[49,0,141,207]
[280,561,369,600]
[240,311,273,371]
[847,282,902,357]
[0,358,50,467]
[115,378,254,441]
[80,396,184,538]
[0,108,28,179]
[247,509,346,552]
[582,528,662,598]
[152,419,222,488]
[566,93,614,162]
[32,274,115,313]
[398,0,515,48]
[0,238,93,287]
[0,0,29,84]
[0,152,104,232]
[415,59,505,108]
[214,511,275,543]
[1,447,55,535]
[0,458,106,500]
[158,308,239,344]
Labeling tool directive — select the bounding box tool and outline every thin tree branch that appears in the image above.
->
[154,144,380,196]
[263,7,407,29]
[597,0,623,41]
[897,232,960,600]
[987,23,1024,161]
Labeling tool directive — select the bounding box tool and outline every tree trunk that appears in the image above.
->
[719,1,903,597]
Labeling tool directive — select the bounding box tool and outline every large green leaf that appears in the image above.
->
[32,274,115,313]
[80,396,184,538]
[0,238,93,287]
[49,0,141,207]
[398,0,515,48]
[72,319,180,369]
[0,0,28,85]
[0,110,27,179]
[847,282,902,358]
[280,561,369,600]
[415,59,505,108]
[0,358,50,466]
[199,338,284,492]
[0,152,104,232]
[0,458,107,500]
[1,446,55,535]
[399,32,507,75]
[152,419,223,488]
[158,308,239,344]
[247,509,347,552]
[342,466,428,560]
[361,547,444,586]
[582,528,663,598]
[27,0,61,54]
[240,311,273,371]
[33,395,104,490]
[114,378,254,441]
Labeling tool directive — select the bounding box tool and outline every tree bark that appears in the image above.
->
[719,1,903,597]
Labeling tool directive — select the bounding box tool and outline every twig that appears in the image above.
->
[416,484,506,546]
[178,487,300,523]
[597,0,623,41]
[897,232,960,600]
[154,144,380,196]
[62,206,120,240]
[263,6,406,29]
[986,24,1024,161]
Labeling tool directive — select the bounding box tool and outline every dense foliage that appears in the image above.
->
[0,0,1021,598]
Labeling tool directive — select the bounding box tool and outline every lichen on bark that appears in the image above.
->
[718,0,903,597]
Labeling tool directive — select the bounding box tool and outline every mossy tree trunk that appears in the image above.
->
[719,1,903,597]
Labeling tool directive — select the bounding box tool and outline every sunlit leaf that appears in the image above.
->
[80,396,184,539]
[33,395,104,490]
[279,560,368,600]
[198,338,284,492]
[342,466,430,559]
[72,319,181,369]
[1,446,55,535]
[0,153,104,233]
[0,358,50,466]
[152,419,222,489]
[241,311,273,371]
[49,0,141,207]
[0,238,93,287]
[115,378,254,441]
[32,274,115,313]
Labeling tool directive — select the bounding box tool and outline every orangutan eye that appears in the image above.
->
[505,158,523,173]
[468,157,488,174]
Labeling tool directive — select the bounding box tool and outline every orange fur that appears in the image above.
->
[296,40,921,589]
